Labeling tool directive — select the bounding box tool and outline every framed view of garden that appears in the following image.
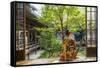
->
[11,1,98,67]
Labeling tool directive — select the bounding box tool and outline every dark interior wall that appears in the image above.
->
[86,47,97,57]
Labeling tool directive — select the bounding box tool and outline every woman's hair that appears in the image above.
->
[65,30,69,35]
[65,30,70,36]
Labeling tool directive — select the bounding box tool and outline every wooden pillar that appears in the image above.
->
[85,7,87,57]
[23,3,26,59]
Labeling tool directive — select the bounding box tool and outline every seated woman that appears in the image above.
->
[60,30,77,61]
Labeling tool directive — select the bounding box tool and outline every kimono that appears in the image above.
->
[60,32,77,61]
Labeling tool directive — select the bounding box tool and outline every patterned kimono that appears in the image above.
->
[60,32,77,61]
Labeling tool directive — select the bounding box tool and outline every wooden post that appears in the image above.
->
[85,7,87,57]
[23,3,26,59]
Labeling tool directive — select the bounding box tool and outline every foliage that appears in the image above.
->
[38,5,85,32]
[39,37,61,58]
[36,29,62,58]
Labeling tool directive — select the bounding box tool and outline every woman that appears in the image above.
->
[60,30,77,61]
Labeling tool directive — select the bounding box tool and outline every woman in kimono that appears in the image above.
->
[60,30,77,61]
